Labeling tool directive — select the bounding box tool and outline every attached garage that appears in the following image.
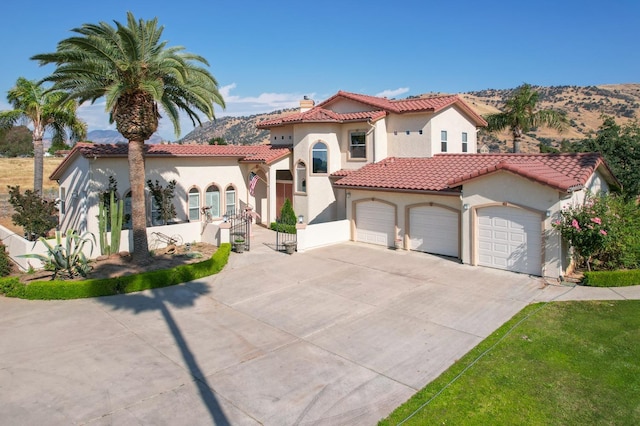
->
[355,200,395,247]
[477,206,542,275]
[409,205,459,257]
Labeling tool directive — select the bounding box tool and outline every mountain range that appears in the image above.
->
[87,83,640,153]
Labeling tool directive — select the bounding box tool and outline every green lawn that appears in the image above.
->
[380,300,640,425]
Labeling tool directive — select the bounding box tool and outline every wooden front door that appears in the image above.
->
[276,182,293,217]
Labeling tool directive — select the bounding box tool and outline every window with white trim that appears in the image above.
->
[225,187,236,215]
[349,131,366,159]
[205,185,220,218]
[462,132,468,153]
[123,191,132,229]
[59,187,66,215]
[188,188,200,221]
[311,142,328,173]
[296,162,307,193]
[441,130,448,152]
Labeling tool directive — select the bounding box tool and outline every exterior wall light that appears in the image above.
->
[546,210,551,217]
[298,214,304,224]
[223,214,229,223]
[463,203,470,211]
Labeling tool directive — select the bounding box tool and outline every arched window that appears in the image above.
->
[123,191,132,229]
[225,186,236,215]
[188,188,200,221]
[296,162,307,193]
[205,185,220,219]
[311,142,328,174]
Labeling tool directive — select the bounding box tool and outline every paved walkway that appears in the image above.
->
[1,226,638,425]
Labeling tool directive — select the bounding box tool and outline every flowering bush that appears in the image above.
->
[553,195,609,271]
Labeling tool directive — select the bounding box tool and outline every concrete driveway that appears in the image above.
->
[2,231,634,425]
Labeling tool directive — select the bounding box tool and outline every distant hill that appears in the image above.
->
[178,83,640,152]
[86,130,164,144]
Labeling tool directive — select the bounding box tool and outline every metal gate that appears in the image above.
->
[274,219,297,252]
[228,209,251,252]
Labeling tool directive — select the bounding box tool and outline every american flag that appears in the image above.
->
[249,172,259,196]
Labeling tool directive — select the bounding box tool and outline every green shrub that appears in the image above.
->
[0,242,11,277]
[269,222,297,234]
[279,198,297,225]
[1,243,231,300]
[7,185,58,240]
[582,269,640,287]
[0,277,26,298]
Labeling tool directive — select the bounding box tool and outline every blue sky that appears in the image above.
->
[1,0,638,141]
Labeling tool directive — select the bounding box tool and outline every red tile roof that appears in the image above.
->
[257,90,487,128]
[50,143,291,180]
[332,153,617,193]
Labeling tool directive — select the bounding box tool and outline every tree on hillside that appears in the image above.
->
[0,78,86,193]
[0,126,33,157]
[573,116,640,198]
[484,83,568,153]
[32,12,225,264]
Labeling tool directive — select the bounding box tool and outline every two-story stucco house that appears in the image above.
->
[49,90,619,278]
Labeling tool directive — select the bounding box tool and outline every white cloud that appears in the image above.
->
[375,87,410,98]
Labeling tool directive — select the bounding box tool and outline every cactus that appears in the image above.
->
[97,191,124,256]
[109,191,123,254]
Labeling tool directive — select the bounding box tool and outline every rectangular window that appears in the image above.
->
[441,130,448,152]
[296,163,307,193]
[225,189,236,215]
[151,199,161,226]
[59,187,66,215]
[188,192,200,221]
[205,190,220,218]
[462,132,468,153]
[349,131,366,159]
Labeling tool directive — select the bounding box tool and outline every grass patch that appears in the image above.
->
[0,243,230,300]
[583,269,640,287]
[380,300,640,425]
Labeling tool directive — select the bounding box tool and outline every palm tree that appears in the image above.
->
[32,12,225,264]
[0,77,86,195]
[484,83,568,153]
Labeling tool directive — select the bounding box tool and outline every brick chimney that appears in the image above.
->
[300,96,315,113]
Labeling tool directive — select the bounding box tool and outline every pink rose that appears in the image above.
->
[600,230,607,236]
[591,217,602,225]
[572,219,581,230]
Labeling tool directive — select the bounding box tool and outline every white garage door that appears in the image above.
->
[478,206,542,275]
[356,201,395,247]
[409,206,459,257]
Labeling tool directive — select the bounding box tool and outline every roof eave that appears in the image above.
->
[333,183,460,196]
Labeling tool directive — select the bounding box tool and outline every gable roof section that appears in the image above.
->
[50,143,291,180]
[257,90,487,129]
[332,153,618,193]
[257,107,387,128]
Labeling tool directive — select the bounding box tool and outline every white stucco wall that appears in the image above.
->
[293,124,342,224]
[386,113,433,158]
[428,106,479,154]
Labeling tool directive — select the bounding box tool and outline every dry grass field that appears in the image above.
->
[0,157,64,234]
[0,157,63,196]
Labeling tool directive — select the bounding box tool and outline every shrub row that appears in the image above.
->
[269,222,297,234]
[582,269,640,287]
[0,243,231,300]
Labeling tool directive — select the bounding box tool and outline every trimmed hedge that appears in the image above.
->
[582,269,640,287]
[269,222,297,234]
[0,243,231,300]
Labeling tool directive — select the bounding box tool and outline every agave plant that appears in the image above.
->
[22,229,95,279]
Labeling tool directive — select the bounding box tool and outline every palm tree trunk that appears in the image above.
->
[128,140,151,264]
[33,137,44,195]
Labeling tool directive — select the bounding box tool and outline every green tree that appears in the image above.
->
[0,126,33,157]
[7,185,59,241]
[32,12,225,264]
[485,83,568,153]
[0,78,86,193]
[573,116,640,198]
[208,137,227,145]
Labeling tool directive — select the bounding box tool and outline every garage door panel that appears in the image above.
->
[478,206,541,275]
[410,206,459,258]
[356,201,394,247]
